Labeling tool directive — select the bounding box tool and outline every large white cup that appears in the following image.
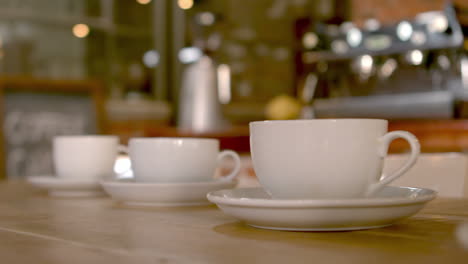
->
[250,119,420,199]
[53,135,121,180]
[128,138,241,183]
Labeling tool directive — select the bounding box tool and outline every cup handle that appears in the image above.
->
[365,131,420,196]
[216,150,241,182]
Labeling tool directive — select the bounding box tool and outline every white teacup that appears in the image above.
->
[250,119,420,199]
[128,138,241,183]
[53,135,122,180]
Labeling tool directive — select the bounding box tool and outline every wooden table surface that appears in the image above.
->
[1,181,468,264]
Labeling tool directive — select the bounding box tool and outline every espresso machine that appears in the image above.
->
[297,4,466,120]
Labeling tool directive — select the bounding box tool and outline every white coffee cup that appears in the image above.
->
[53,135,122,180]
[128,138,241,183]
[250,119,420,199]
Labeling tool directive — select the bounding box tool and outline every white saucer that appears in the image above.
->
[27,176,104,197]
[207,186,437,231]
[101,179,238,207]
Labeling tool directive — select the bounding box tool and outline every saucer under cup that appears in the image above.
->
[27,176,103,198]
[102,179,237,207]
[207,186,436,231]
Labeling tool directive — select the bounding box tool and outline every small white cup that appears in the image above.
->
[250,119,420,199]
[53,135,122,180]
[128,138,241,183]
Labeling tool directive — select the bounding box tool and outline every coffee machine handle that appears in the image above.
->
[366,131,420,196]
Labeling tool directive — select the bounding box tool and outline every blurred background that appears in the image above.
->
[2,0,468,179]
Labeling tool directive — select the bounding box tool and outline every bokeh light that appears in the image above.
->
[178,0,193,10]
[136,0,152,4]
[72,24,90,38]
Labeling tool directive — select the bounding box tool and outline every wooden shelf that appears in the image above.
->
[389,120,468,153]
[107,121,251,153]
[108,119,468,154]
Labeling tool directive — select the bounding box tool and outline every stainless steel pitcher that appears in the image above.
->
[177,55,228,133]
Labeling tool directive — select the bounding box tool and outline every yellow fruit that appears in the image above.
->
[265,95,302,120]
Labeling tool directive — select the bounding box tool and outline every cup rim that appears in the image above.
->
[250,118,388,126]
[54,135,118,140]
[129,137,219,143]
